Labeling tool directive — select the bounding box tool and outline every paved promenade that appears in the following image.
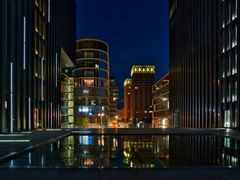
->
[1,167,240,180]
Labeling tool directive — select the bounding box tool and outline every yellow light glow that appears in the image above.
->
[131,65,155,76]
[124,78,132,87]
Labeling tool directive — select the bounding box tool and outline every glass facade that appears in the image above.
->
[169,0,219,128]
[109,77,119,119]
[75,39,110,126]
[221,0,239,128]
[169,0,240,129]
[0,0,76,133]
[152,74,170,128]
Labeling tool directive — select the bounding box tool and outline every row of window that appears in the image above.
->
[61,101,74,108]
[75,97,108,106]
[76,41,108,52]
[222,81,238,103]
[75,87,108,97]
[61,93,74,100]
[35,35,46,59]
[76,60,108,69]
[75,106,108,116]
[222,24,237,53]
[34,56,45,81]
[222,0,237,27]
[74,69,108,79]
[35,6,46,39]
[76,51,108,60]
[35,0,47,16]
[221,48,237,77]
[154,101,169,111]
[75,78,108,88]
[224,108,237,128]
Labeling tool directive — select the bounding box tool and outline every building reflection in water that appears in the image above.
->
[1,135,240,168]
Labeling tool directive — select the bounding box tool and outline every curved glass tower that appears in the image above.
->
[75,39,110,127]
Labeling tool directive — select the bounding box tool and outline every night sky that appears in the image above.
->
[77,0,169,108]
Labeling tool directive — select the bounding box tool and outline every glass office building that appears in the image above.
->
[75,39,110,127]
[0,0,76,133]
[169,0,240,129]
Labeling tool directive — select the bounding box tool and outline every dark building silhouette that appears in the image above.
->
[220,0,239,128]
[169,0,220,128]
[0,0,76,133]
[169,0,240,129]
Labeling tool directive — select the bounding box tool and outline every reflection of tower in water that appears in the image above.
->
[168,135,240,166]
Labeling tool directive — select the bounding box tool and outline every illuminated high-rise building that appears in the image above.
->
[152,73,170,128]
[61,49,75,128]
[0,0,76,133]
[123,79,132,123]
[220,0,239,128]
[75,39,110,127]
[130,65,155,127]
[169,0,220,128]
[169,0,239,128]
[109,76,119,119]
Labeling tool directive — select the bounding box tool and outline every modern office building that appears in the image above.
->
[61,49,75,128]
[123,78,132,123]
[169,0,240,129]
[169,0,220,128]
[152,73,170,128]
[109,76,119,120]
[130,65,155,127]
[220,0,239,128]
[0,0,76,133]
[75,39,110,127]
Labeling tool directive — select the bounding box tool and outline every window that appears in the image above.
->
[224,110,231,127]
[227,53,231,76]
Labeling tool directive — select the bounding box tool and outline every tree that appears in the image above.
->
[75,116,89,128]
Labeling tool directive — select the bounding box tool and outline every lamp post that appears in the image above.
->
[100,113,104,128]
[97,113,101,128]
[115,115,118,128]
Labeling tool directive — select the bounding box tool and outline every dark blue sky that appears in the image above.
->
[77,0,169,107]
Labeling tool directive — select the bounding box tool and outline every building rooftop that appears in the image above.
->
[131,65,155,77]
[124,79,132,87]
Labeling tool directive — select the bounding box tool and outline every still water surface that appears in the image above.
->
[1,135,239,168]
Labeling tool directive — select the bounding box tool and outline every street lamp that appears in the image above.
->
[115,115,118,128]
[100,113,104,128]
[97,113,101,128]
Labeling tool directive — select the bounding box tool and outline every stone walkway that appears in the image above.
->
[1,168,240,180]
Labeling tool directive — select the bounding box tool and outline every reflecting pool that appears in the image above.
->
[1,135,240,168]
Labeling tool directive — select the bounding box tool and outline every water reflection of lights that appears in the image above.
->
[10,160,14,168]
[97,135,104,146]
[41,155,44,166]
[83,158,94,165]
[83,150,89,154]
[79,135,92,145]
[113,138,118,148]
[28,152,32,165]
[3,134,240,168]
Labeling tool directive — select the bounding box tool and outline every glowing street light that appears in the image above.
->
[98,113,104,128]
